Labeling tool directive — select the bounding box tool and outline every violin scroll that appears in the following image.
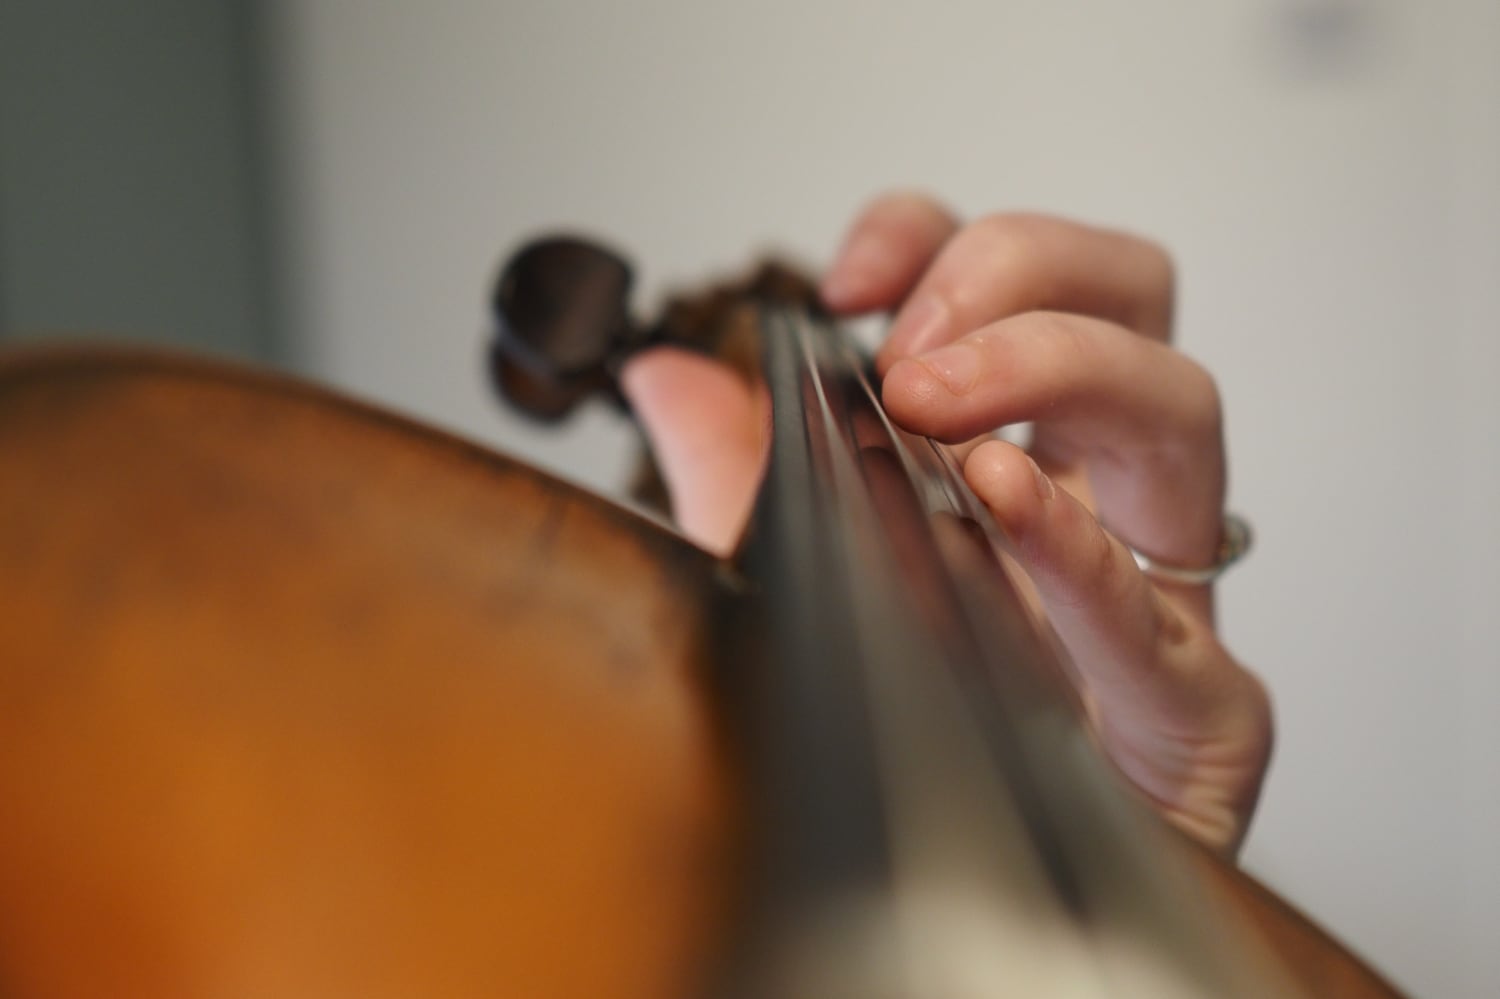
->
[489,236,641,421]
[488,235,823,425]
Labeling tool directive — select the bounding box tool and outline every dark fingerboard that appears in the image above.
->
[709,306,1300,999]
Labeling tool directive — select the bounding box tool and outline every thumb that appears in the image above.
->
[618,347,768,556]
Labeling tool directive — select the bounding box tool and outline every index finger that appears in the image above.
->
[819,191,960,314]
[878,213,1177,368]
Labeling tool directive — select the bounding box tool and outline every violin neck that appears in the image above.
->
[712,305,1305,997]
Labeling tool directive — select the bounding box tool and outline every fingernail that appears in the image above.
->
[1026,453,1055,502]
[886,295,950,359]
[915,343,980,395]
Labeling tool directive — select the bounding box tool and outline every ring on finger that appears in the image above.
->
[1124,513,1253,585]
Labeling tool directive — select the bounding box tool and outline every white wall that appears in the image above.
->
[263,2,1500,995]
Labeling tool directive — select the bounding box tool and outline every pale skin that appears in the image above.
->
[618,192,1272,857]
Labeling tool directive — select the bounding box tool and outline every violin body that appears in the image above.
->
[0,347,733,997]
[0,344,1405,997]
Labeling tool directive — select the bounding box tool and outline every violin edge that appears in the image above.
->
[1183,831,1412,998]
[0,338,719,572]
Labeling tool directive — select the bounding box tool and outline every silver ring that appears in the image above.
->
[1127,513,1253,585]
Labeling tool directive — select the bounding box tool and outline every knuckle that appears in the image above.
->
[1227,656,1274,731]
[1244,669,1276,760]
[862,189,957,230]
[968,311,1098,396]
[1045,311,1099,360]
[1139,239,1177,301]
[1149,590,1194,651]
[1130,237,1177,336]
[947,213,1054,297]
[1108,226,1176,295]
[1176,642,1275,747]
[1013,311,1098,368]
[973,211,1054,258]
[1176,357,1225,444]
[974,210,1057,241]
[1054,516,1126,611]
[1191,650,1277,784]
[1094,534,1141,613]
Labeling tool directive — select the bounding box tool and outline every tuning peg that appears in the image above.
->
[488,236,640,422]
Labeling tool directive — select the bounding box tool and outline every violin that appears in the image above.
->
[0,238,1406,997]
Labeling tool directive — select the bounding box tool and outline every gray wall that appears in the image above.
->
[0,0,275,360]
[263,3,1500,997]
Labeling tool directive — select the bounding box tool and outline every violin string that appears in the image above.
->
[781,311,1124,996]
[784,310,1297,998]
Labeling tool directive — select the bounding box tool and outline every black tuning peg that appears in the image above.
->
[488,236,642,422]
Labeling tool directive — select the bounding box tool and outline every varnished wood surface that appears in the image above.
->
[0,345,733,998]
[0,343,1409,997]
[1187,840,1409,997]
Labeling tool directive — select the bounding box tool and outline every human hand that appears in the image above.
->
[620,193,1272,856]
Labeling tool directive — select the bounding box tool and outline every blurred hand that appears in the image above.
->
[620,192,1272,856]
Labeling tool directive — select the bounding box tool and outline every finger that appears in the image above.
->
[883,312,1224,570]
[964,440,1196,714]
[876,213,1175,369]
[819,191,959,314]
[618,347,768,556]
[963,439,1269,851]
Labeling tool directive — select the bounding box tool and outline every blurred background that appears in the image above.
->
[2,0,1495,995]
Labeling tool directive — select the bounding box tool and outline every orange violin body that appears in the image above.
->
[0,345,1405,997]
[0,348,733,998]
